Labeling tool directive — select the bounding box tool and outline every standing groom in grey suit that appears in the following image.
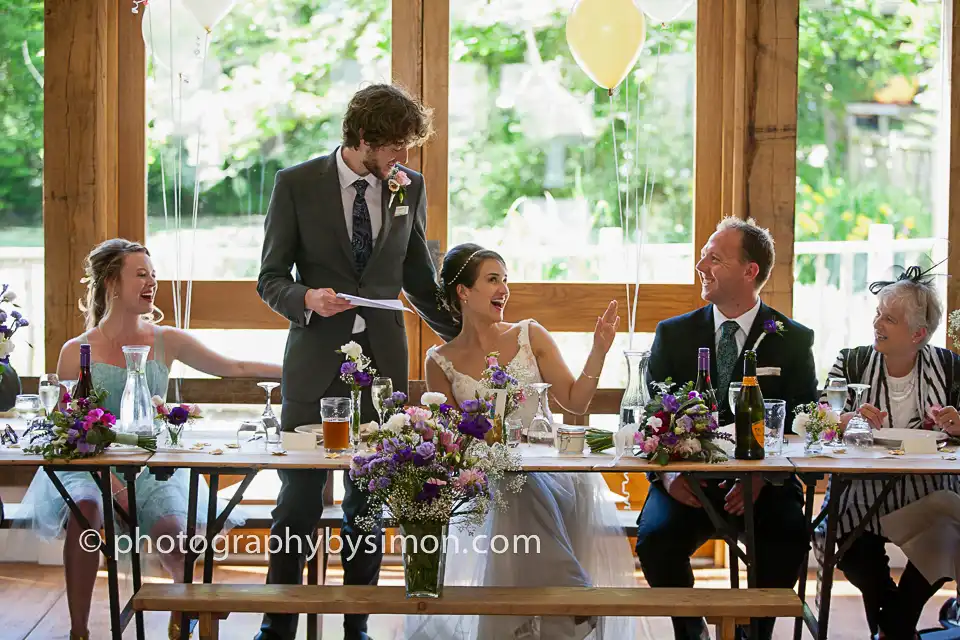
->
[255,84,458,640]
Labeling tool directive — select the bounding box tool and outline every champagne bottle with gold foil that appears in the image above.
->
[734,350,765,460]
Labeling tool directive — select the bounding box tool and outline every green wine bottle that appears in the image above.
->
[734,350,765,460]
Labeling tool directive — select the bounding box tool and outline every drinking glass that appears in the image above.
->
[372,377,393,425]
[763,399,786,456]
[728,382,742,414]
[14,394,43,423]
[505,415,523,448]
[38,374,60,416]
[825,377,848,412]
[61,379,77,400]
[321,397,352,454]
[525,383,553,445]
[843,383,874,448]
[258,382,281,448]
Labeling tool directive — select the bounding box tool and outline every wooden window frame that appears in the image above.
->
[54,0,939,387]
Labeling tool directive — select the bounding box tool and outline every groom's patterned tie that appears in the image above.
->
[351,178,374,272]
[717,320,741,405]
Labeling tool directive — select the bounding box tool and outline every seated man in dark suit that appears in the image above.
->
[635,217,816,640]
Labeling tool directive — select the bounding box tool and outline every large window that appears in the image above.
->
[145,0,392,282]
[447,2,696,285]
[0,1,44,376]
[793,0,946,381]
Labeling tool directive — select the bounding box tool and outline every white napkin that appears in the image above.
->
[881,491,960,583]
[611,423,639,464]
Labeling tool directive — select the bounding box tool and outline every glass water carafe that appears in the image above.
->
[120,345,155,436]
[620,350,651,428]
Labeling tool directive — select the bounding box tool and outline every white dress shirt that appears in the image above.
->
[306,147,384,333]
[713,298,761,355]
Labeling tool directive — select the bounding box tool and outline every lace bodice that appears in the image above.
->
[428,319,552,427]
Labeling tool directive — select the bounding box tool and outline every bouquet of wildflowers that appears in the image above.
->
[349,392,525,533]
[633,381,731,464]
[0,284,30,368]
[793,402,842,444]
[23,388,157,460]
[479,352,526,417]
[152,395,201,446]
[338,341,376,389]
[587,380,730,464]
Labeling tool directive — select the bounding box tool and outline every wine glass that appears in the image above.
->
[843,383,874,448]
[728,382,742,414]
[258,382,281,448]
[38,374,60,417]
[372,377,393,425]
[525,383,553,445]
[14,394,43,424]
[61,379,77,401]
[825,377,848,412]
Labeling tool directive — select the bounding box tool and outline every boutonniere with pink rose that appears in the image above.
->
[387,166,411,208]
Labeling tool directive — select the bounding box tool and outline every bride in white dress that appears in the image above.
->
[402,244,637,640]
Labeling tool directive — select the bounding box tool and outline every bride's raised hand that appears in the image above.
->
[593,300,620,354]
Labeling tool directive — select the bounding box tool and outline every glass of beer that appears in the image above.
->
[321,397,352,454]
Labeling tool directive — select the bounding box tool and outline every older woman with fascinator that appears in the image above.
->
[819,265,960,639]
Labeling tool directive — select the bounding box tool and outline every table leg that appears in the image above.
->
[815,476,844,640]
[794,475,818,640]
[742,473,760,640]
[202,472,219,584]
[123,469,145,640]
[98,469,123,640]
[181,469,200,640]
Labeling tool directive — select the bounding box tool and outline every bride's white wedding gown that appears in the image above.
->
[402,320,637,640]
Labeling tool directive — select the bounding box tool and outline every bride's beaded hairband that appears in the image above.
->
[435,249,486,312]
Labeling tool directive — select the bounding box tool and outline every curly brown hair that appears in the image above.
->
[78,238,163,329]
[342,83,434,149]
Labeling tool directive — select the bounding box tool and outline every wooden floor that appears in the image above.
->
[0,562,954,639]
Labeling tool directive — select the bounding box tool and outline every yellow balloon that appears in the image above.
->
[566,0,647,91]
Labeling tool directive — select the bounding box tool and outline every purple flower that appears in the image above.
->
[340,361,358,376]
[17,318,28,328]
[677,415,694,432]
[167,406,190,426]
[391,391,407,404]
[354,371,372,387]
[10,310,20,320]
[416,481,442,502]
[416,441,436,458]
[688,390,700,399]
[661,432,679,447]
[76,441,95,454]
[438,403,454,414]
[458,413,492,439]
[367,479,379,492]
[662,394,680,413]
[66,428,81,444]
[377,476,391,490]
[461,399,482,413]
[0,312,6,323]
[763,319,778,334]
[491,369,508,386]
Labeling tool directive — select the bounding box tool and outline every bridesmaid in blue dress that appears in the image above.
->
[21,238,282,640]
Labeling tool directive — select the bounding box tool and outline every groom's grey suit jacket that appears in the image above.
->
[257,149,458,404]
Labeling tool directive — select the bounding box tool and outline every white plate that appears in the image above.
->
[873,428,947,447]
[294,424,324,442]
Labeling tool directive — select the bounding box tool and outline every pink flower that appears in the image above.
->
[151,395,165,408]
[486,355,499,367]
[395,171,411,187]
[102,412,116,426]
[405,406,431,424]
[188,404,202,418]
[439,430,460,454]
[419,424,435,441]
[641,435,660,454]
[425,477,447,486]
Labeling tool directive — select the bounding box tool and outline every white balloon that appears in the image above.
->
[637,0,695,24]
[142,0,208,78]
[182,0,238,31]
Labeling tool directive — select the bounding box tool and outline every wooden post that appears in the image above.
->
[738,0,800,316]
[118,1,147,244]
[44,0,119,371]
[948,0,960,352]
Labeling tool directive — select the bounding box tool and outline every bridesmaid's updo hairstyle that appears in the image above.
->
[79,238,161,330]
[436,243,505,324]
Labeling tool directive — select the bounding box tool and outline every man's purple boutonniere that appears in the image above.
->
[387,166,411,208]
[752,319,786,351]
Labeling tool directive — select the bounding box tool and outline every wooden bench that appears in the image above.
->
[133,584,802,640]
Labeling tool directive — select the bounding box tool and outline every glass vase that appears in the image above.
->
[620,350,652,429]
[351,387,362,451]
[804,430,823,455]
[166,423,185,448]
[399,520,448,598]
[119,345,154,436]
